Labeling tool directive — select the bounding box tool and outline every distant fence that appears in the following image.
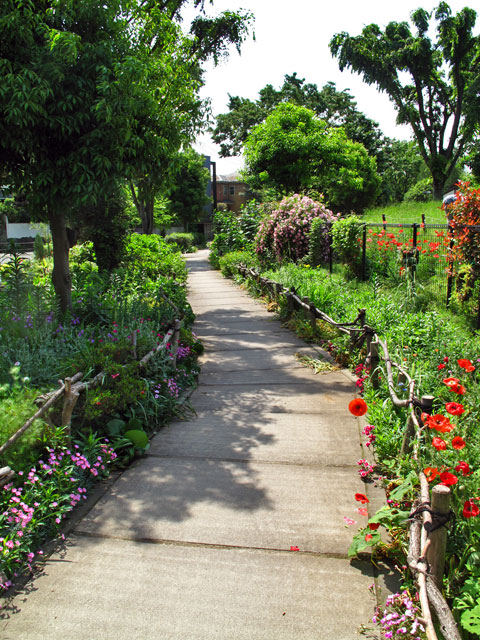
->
[320,220,480,326]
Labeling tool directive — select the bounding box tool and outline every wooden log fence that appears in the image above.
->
[236,263,460,638]
[0,321,181,464]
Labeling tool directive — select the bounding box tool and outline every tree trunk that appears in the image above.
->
[433,175,446,200]
[49,211,72,314]
[141,199,154,234]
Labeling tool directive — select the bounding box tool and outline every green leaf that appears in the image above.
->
[461,603,480,634]
[124,429,149,449]
[106,418,126,436]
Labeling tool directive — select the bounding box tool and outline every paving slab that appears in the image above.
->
[149,411,363,465]
[198,330,317,351]
[198,346,331,374]
[76,456,366,554]
[1,536,374,640]
[191,377,355,414]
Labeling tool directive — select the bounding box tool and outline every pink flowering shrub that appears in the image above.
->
[255,194,338,265]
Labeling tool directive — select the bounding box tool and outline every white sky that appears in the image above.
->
[184,0,477,174]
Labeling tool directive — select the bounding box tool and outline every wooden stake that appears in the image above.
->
[427,484,451,588]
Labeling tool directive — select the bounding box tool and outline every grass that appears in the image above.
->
[363,200,446,224]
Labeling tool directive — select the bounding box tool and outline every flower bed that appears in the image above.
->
[0,234,202,593]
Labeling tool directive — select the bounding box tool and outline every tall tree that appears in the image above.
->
[211,73,385,159]
[330,2,480,199]
[244,103,380,212]
[166,148,210,230]
[0,0,252,311]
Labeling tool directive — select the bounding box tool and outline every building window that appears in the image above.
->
[223,185,235,196]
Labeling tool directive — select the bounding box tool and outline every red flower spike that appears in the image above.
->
[452,436,466,450]
[349,398,368,417]
[445,402,465,416]
[463,500,480,518]
[432,437,447,451]
[354,493,369,504]
[439,471,458,486]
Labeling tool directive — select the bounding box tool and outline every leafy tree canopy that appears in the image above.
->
[211,73,384,159]
[0,0,253,310]
[166,147,210,229]
[330,2,480,199]
[243,102,380,213]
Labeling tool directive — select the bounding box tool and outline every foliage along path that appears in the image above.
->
[2,249,387,639]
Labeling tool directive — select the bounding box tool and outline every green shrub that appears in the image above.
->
[165,232,194,252]
[219,250,259,278]
[331,215,364,278]
[403,178,433,202]
[255,194,338,266]
[308,217,334,267]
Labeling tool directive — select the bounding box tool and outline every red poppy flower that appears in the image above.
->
[458,358,475,372]
[432,437,447,451]
[365,533,373,542]
[426,414,454,433]
[357,507,368,516]
[455,461,472,476]
[349,398,368,417]
[355,493,369,504]
[445,402,465,416]
[424,467,439,482]
[368,522,380,531]
[452,436,466,450]
[443,377,466,394]
[420,412,430,424]
[462,500,480,518]
[443,356,449,363]
[439,471,458,486]
[437,363,446,370]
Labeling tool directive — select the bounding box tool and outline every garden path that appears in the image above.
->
[2,249,390,639]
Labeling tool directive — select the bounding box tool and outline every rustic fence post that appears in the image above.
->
[362,224,367,281]
[171,319,181,368]
[427,484,451,588]
[369,340,380,388]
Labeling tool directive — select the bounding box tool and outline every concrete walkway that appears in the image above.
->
[2,250,379,639]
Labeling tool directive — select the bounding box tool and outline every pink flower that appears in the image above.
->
[343,517,357,525]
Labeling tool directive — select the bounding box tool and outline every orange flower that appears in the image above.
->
[439,471,458,486]
[462,500,479,518]
[432,437,447,451]
[424,467,439,482]
[425,414,454,433]
[348,398,368,417]
[452,436,466,450]
[355,493,369,504]
[443,377,466,394]
[455,461,472,476]
[445,402,465,416]
[458,358,475,372]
